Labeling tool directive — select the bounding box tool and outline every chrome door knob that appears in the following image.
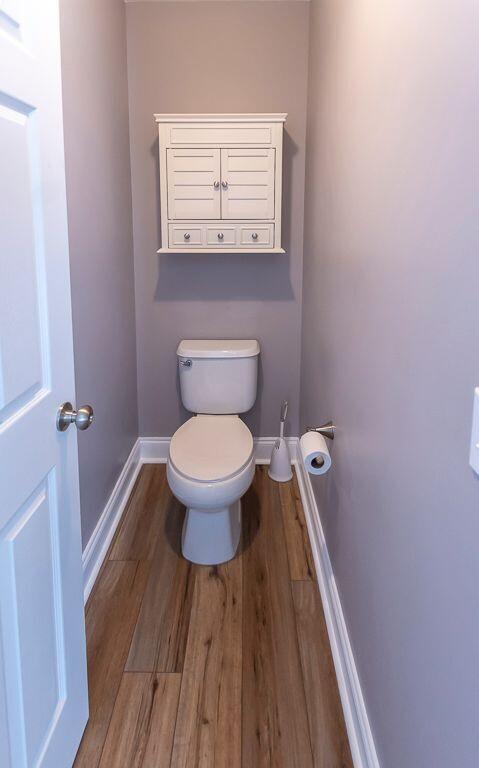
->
[252,232,259,240]
[57,402,94,432]
[213,181,220,189]
[184,233,190,241]
[221,181,228,189]
[217,232,224,240]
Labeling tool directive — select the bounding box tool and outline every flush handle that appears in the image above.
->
[179,359,192,368]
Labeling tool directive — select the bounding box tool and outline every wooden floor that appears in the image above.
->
[74,465,353,768]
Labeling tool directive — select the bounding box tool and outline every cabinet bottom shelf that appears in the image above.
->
[157,247,286,254]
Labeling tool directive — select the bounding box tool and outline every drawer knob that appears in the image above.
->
[221,181,228,189]
[217,232,224,241]
[252,232,259,240]
[184,233,190,241]
[214,181,220,189]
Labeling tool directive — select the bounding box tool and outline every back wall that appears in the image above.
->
[125,0,309,437]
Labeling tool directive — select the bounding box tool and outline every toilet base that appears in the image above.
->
[181,499,241,565]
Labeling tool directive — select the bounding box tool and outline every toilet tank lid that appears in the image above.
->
[177,339,260,359]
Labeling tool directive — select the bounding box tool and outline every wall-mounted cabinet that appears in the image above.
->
[154,114,287,253]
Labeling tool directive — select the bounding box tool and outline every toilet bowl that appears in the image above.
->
[167,414,255,565]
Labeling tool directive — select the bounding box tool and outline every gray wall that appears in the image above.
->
[125,1,309,437]
[60,0,138,549]
[301,1,479,766]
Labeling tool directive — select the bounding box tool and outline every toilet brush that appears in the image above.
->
[268,400,293,482]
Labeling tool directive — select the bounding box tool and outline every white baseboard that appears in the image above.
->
[81,434,378,768]
[136,435,297,465]
[290,438,380,768]
[81,438,142,602]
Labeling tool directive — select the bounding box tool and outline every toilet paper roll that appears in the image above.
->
[300,431,332,476]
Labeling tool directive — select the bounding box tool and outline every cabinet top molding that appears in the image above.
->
[154,113,287,124]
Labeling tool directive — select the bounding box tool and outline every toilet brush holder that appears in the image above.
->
[268,400,293,482]
[268,437,293,482]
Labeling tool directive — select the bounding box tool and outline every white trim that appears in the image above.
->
[290,438,380,768]
[253,435,296,463]
[81,439,142,602]
[128,1,309,3]
[138,436,170,463]
[154,113,287,123]
[81,434,379,768]
[135,435,297,464]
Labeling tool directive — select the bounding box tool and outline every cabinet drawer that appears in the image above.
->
[240,225,274,247]
[169,225,203,247]
[206,227,237,247]
[169,124,272,146]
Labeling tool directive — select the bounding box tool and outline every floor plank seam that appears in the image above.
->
[290,576,317,765]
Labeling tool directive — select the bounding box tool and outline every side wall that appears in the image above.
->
[125,0,309,437]
[60,0,139,549]
[301,2,479,766]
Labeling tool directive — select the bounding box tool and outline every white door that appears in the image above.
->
[220,148,275,220]
[167,148,221,219]
[0,2,89,767]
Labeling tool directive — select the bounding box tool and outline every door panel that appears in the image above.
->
[1,474,64,766]
[0,100,45,420]
[167,148,220,219]
[0,2,88,766]
[221,148,275,220]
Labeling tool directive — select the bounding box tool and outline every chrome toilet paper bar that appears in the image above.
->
[306,421,336,441]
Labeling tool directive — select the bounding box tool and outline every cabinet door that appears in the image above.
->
[167,148,221,219]
[220,148,275,220]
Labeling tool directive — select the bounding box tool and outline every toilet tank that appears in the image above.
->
[177,339,260,414]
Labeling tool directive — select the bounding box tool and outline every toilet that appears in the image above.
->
[167,339,259,565]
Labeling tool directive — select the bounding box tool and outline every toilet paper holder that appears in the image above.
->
[306,421,335,441]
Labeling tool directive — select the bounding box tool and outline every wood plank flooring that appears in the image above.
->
[74,465,353,768]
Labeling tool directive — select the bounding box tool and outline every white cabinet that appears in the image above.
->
[155,114,286,253]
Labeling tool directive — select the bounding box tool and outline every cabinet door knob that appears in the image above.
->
[217,232,224,240]
[184,233,190,240]
[221,181,228,189]
[252,232,259,240]
[214,181,220,189]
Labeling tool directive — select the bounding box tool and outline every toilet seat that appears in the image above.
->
[169,414,253,483]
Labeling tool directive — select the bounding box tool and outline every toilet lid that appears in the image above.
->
[169,415,253,482]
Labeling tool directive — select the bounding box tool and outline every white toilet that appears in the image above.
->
[167,339,259,565]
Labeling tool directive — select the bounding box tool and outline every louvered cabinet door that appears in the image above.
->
[220,148,275,220]
[167,148,221,219]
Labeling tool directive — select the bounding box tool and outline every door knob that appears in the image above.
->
[214,181,220,189]
[221,181,228,189]
[217,232,224,240]
[57,402,94,432]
